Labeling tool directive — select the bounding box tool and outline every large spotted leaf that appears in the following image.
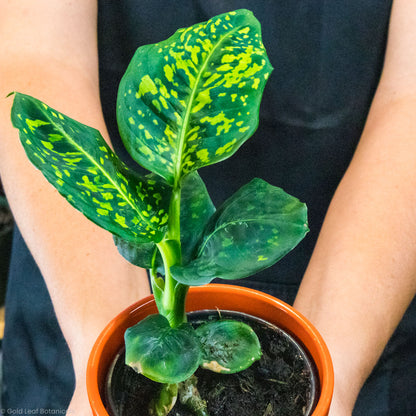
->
[114,171,214,269]
[171,179,309,285]
[117,9,273,184]
[11,92,170,243]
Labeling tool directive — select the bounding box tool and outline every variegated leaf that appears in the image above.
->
[178,172,215,263]
[11,92,170,243]
[114,171,214,269]
[117,9,273,184]
[171,179,309,285]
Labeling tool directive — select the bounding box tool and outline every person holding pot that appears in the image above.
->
[0,1,415,415]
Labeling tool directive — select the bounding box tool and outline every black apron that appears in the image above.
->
[3,1,415,414]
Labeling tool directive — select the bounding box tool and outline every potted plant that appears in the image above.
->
[10,9,333,416]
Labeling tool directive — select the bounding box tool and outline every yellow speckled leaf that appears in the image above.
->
[117,9,273,185]
[11,93,170,243]
[171,179,309,285]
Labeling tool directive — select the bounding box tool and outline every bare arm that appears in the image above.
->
[294,1,416,414]
[0,1,150,412]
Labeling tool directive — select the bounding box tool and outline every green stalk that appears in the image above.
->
[168,181,181,242]
[155,183,189,328]
[149,183,189,416]
[179,375,209,416]
[149,383,179,416]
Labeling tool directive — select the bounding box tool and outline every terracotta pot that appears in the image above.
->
[87,284,334,415]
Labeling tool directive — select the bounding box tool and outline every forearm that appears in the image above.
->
[294,3,416,412]
[294,96,416,411]
[0,1,150,401]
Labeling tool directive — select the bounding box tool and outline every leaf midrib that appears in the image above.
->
[197,215,305,256]
[173,26,240,185]
[40,109,149,225]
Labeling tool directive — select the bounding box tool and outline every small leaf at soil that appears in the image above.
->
[195,320,262,373]
[125,314,202,383]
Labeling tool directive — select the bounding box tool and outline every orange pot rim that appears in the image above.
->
[87,283,334,416]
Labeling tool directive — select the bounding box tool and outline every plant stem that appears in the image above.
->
[179,375,210,416]
[168,182,181,242]
[149,383,178,416]
[155,183,189,328]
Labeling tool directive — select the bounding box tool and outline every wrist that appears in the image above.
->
[294,289,370,413]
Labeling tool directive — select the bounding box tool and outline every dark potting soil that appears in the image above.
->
[104,310,319,416]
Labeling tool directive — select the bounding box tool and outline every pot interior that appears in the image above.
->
[104,310,320,416]
[87,285,333,416]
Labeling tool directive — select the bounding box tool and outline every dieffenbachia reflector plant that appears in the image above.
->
[11,9,308,416]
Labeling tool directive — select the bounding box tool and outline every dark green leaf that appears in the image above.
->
[113,172,214,269]
[171,178,309,285]
[113,173,169,268]
[125,314,201,384]
[11,92,171,243]
[113,235,161,269]
[180,172,215,263]
[195,320,261,373]
[117,9,273,184]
